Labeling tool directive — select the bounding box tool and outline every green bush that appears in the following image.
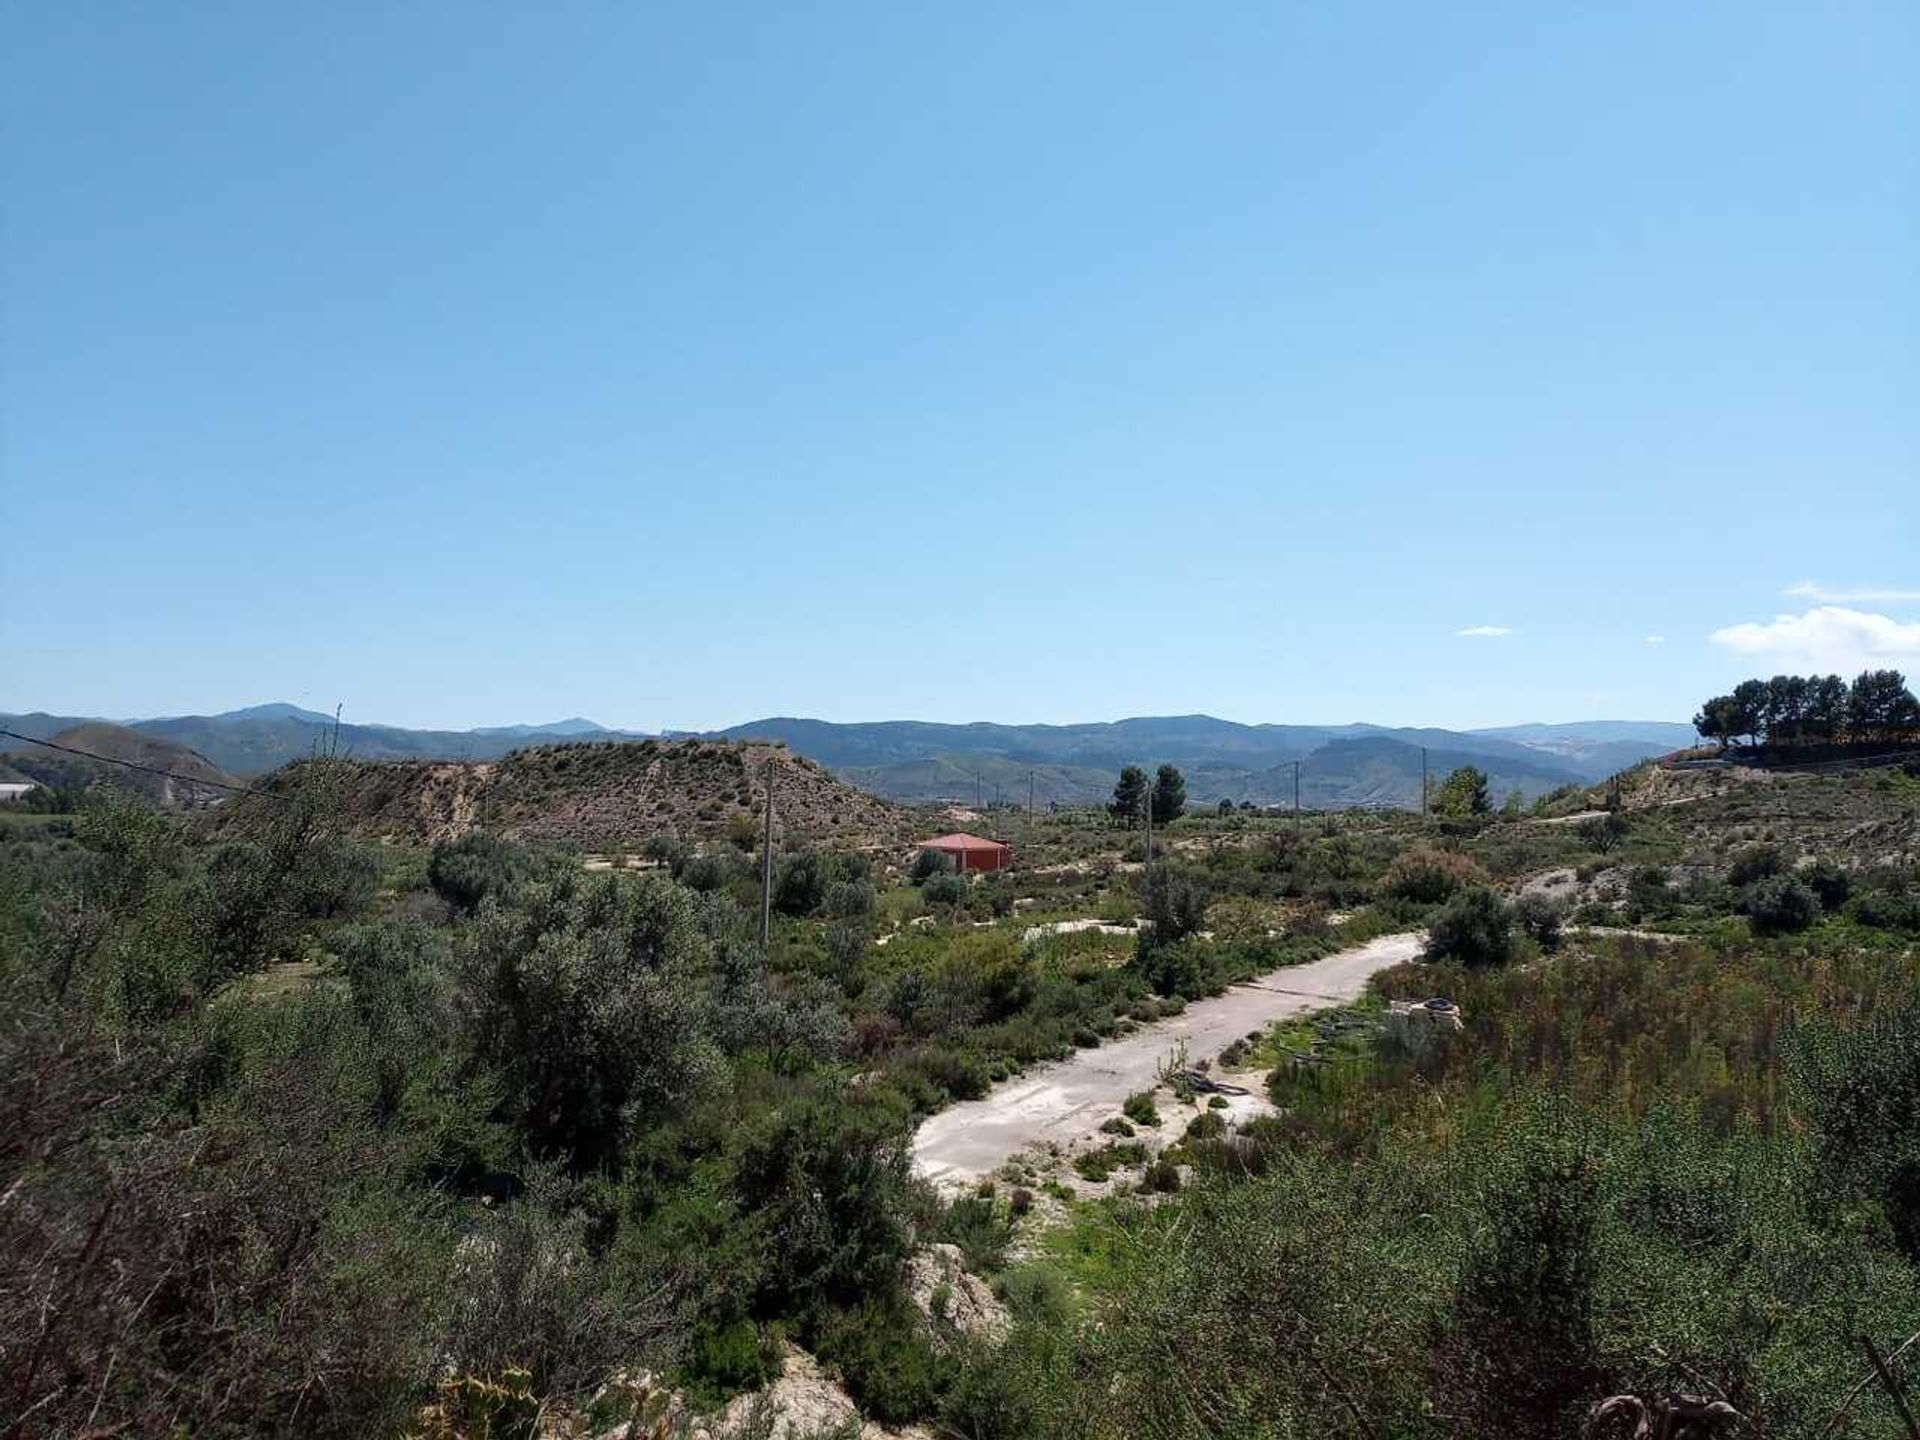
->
[1134,937,1216,999]
[1185,1111,1227,1140]
[825,878,876,918]
[1727,843,1784,886]
[1853,887,1920,932]
[936,1194,1014,1273]
[428,832,527,913]
[1142,1157,1182,1192]
[455,874,724,1169]
[1739,875,1819,936]
[1423,887,1514,967]
[773,849,830,916]
[1802,858,1851,910]
[911,848,956,884]
[923,872,967,907]
[1122,1091,1161,1128]
[814,1294,950,1423]
[681,1317,782,1402]
[678,852,733,892]
[1141,866,1209,948]
[733,1096,914,1322]
[1511,894,1564,950]
[1575,812,1628,852]
[1792,1003,1920,1258]
[1074,1142,1148,1182]
[1382,846,1488,904]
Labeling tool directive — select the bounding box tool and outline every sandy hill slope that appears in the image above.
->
[256,737,908,848]
[7,723,243,807]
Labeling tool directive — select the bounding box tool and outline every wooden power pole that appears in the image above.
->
[760,757,775,947]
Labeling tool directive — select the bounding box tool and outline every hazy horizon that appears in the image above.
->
[3,695,1696,738]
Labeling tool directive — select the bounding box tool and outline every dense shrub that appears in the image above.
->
[825,878,876,918]
[1383,846,1489,904]
[1423,887,1515,967]
[1074,1142,1148,1181]
[1792,1004,1920,1258]
[937,1194,1014,1272]
[1802,858,1850,910]
[1134,937,1217,999]
[911,848,956,884]
[1853,887,1920,932]
[455,873,725,1168]
[1511,894,1564,950]
[677,851,733,892]
[428,832,527,913]
[1727,843,1784,886]
[1575,812,1628,852]
[923,872,967,907]
[1141,866,1209,947]
[1739,875,1819,936]
[733,1096,914,1323]
[1123,1091,1161,1128]
[1185,1110,1227,1141]
[814,1294,949,1422]
[680,1317,783,1402]
[773,849,829,916]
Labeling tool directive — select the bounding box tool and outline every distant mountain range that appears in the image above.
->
[0,704,1695,812]
[708,715,1697,809]
[0,706,632,777]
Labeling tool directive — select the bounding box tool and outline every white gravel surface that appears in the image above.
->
[911,931,1424,1189]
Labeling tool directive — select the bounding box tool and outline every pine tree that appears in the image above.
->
[1109,765,1149,823]
[1150,764,1187,825]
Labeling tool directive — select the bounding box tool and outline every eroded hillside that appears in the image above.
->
[244,737,909,848]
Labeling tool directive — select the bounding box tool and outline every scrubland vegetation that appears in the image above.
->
[5,741,1920,1438]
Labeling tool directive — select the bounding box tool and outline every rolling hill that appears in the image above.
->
[238,737,907,849]
[1,723,243,807]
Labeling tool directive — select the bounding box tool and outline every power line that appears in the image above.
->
[0,728,283,800]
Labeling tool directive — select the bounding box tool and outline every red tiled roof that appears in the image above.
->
[918,832,1010,852]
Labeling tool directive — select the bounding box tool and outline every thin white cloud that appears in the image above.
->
[1784,581,1920,604]
[1644,635,1666,646]
[1709,606,1920,675]
[1456,625,1513,638]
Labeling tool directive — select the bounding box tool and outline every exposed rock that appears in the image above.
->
[906,1243,1010,1346]
[687,1347,934,1440]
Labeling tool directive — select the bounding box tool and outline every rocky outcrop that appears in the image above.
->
[694,1347,933,1440]
[905,1243,1010,1346]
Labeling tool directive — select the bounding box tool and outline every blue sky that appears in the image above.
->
[3,2,1915,731]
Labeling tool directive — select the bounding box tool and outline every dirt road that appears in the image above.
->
[911,931,1424,1188]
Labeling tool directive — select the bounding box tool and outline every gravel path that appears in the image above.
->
[911,931,1424,1188]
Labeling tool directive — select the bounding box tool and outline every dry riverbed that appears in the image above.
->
[911,931,1424,1190]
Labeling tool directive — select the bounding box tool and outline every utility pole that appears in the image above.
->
[1028,769,1035,821]
[975,771,981,809]
[1293,759,1301,830]
[759,758,775,947]
[1420,746,1429,818]
[1144,775,1154,862]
